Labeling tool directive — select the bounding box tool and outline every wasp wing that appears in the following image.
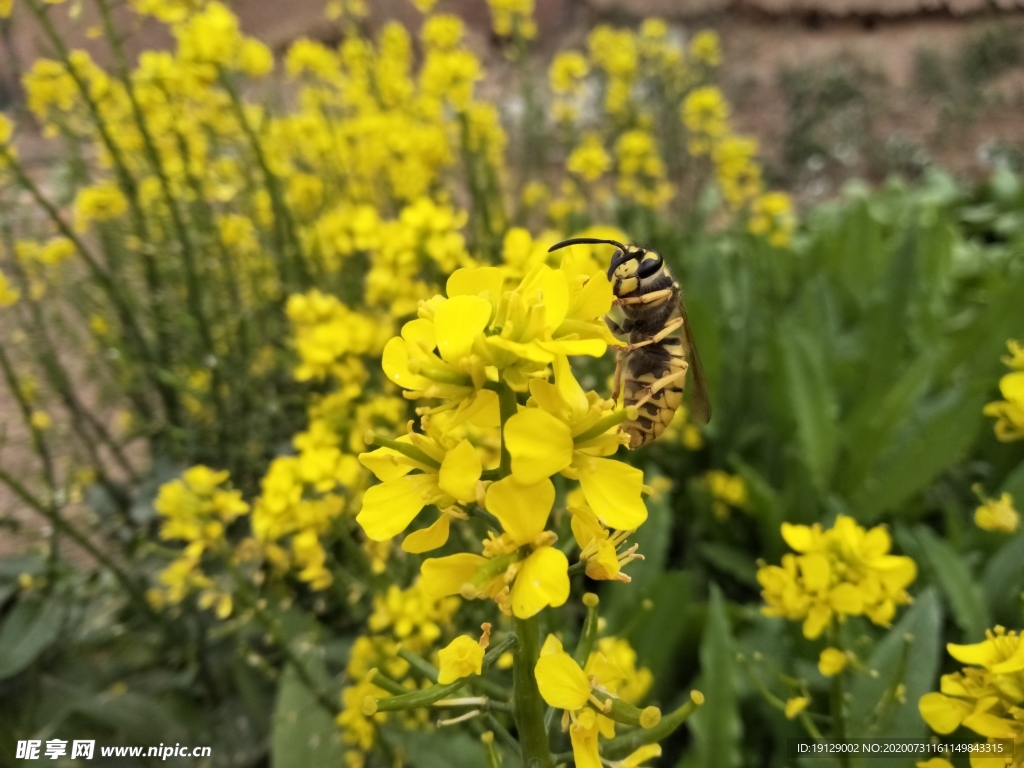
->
[678,291,711,425]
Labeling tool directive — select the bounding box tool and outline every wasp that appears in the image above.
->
[548,237,710,449]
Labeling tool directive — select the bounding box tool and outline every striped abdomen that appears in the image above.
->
[621,337,688,449]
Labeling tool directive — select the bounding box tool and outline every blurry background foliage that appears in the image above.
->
[0,0,1022,766]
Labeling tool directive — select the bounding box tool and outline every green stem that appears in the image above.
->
[511,615,554,768]
[497,383,518,477]
[829,628,850,768]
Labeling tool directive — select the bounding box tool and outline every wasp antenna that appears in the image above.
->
[547,237,628,254]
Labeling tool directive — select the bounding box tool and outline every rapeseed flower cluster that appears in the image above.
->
[757,516,917,639]
[543,24,796,246]
[360,262,643,619]
[919,627,1024,768]
[149,465,248,617]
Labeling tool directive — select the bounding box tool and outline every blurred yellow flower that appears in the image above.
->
[437,635,485,683]
[984,341,1024,441]
[567,133,612,182]
[758,516,917,639]
[974,492,1020,534]
[690,30,722,67]
[784,696,810,719]
[74,182,128,232]
[818,647,849,677]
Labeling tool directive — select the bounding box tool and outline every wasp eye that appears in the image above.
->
[637,253,663,278]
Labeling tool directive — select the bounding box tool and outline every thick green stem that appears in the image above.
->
[497,383,518,477]
[511,615,554,768]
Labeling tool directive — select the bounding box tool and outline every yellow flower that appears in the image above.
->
[437,635,485,684]
[567,133,611,183]
[357,428,483,547]
[984,359,1024,442]
[535,635,621,768]
[0,272,19,307]
[421,476,570,618]
[682,86,729,155]
[550,51,589,95]
[30,410,52,430]
[749,191,796,248]
[920,626,1024,766]
[689,30,722,67]
[758,516,917,639]
[384,262,617,407]
[504,356,646,530]
[785,696,810,719]
[975,492,1020,534]
[818,647,849,677]
[487,0,535,39]
[0,0,12,18]
[1001,339,1024,371]
[74,182,128,232]
[570,504,642,583]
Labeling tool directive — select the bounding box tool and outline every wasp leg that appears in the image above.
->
[623,317,684,352]
[614,288,675,307]
[632,366,688,409]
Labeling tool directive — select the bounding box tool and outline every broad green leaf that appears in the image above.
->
[381,726,488,768]
[688,585,741,768]
[851,389,984,521]
[0,596,63,679]
[699,542,758,587]
[778,325,838,494]
[915,527,989,640]
[848,590,943,755]
[982,531,1024,624]
[271,660,344,768]
[624,571,698,701]
[840,351,938,496]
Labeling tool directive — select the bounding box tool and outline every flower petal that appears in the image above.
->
[553,354,589,420]
[438,439,482,502]
[919,692,972,734]
[358,443,416,482]
[434,295,492,364]
[485,476,554,545]
[567,272,614,321]
[357,474,437,541]
[447,266,505,299]
[575,454,648,530]
[511,546,570,618]
[505,409,574,484]
[402,514,451,554]
[420,552,488,598]
[534,650,590,710]
[382,337,433,391]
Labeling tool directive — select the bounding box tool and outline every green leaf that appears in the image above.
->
[981,531,1024,623]
[0,595,63,679]
[381,726,488,768]
[688,585,741,768]
[604,470,672,630]
[623,571,698,701]
[271,660,344,768]
[778,324,838,494]
[699,542,759,587]
[850,389,984,521]
[848,589,943,747]
[914,527,989,640]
